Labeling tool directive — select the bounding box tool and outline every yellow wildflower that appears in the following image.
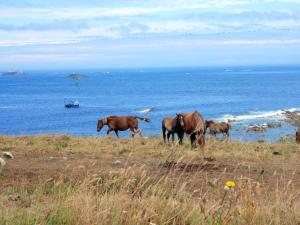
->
[226,181,236,188]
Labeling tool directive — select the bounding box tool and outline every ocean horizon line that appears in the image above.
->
[2,64,300,73]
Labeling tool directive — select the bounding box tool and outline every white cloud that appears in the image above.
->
[145,39,300,46]
[0,39,81,47]
[0,7,171,20]
[0,0,299,50]
[203,39,300,45]
[1,0,299,20]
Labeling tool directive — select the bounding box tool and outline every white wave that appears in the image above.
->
[0,106,16,109]
[220,108,299,123]
[139,107,155,114]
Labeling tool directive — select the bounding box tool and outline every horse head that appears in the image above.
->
[205,120,216,131]
[205,120,209,128]
[96,118,107,132]
[206,120,215,126]
[176,113,185,127]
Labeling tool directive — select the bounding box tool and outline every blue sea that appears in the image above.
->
[1,65,300,142]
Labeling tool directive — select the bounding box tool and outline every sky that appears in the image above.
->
[0,0,300,69]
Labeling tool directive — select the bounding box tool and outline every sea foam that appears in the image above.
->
[220,108,299,123]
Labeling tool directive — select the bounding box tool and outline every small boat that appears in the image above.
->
[64,100,79,108]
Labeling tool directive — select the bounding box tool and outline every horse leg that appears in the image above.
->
[171,132,175,142]
[167,131,171,143]
[222,131,226,139]
[162,127,167,143]
[130,128,135,138]
[136,128,142,137]
[107,129,113,136]
[197,131,205,148]
[114,130,119,138]
[225,131,229,141]
[209,131,214,139]
[178,132,184,145]
[190,133,197,148]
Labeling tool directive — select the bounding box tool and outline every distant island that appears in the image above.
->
[1,71,26,76]
[67,73,87,79]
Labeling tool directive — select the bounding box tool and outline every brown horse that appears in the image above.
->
[97,116,150,137]
[296,127,300,144]
[162,117,184,144]
[176,111,206,148]
[206,120,230,137]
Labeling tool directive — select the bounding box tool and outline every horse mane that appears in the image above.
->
[102,118,108,124]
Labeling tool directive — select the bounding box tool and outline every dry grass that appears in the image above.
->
[0,135,300,224]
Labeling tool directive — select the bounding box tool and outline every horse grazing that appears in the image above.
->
[97,116,150,137]
[176,111,206,148]
[296,127,300,144]
[162,117,184,144]
[206,120,230,137]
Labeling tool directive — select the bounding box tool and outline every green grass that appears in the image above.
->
[0,136,300,224]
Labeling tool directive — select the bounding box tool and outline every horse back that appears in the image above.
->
[162,117,174,131]
[219,122,230,131]
[183,111,205,134]
[107,116,138,130]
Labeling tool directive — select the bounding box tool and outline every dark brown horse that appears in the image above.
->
[176,111,206,148]
[97,116,150,137]
[296,127,300,144]
[206,120,230,137]
[162,117,184,144]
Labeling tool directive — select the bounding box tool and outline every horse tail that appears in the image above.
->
[135,116,151,122]
[193,116,205,134]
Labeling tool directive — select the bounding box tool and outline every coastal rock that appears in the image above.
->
[0,157,6,167]
[227,117,241,123]
[283,111,300,126]
[3,151,14,159]
[266,122,281,128]
[247,125,267,132]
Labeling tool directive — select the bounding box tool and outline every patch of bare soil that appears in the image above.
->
[1,152,120,187]
[160,158,228,173]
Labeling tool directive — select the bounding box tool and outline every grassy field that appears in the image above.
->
[0,135,300,225]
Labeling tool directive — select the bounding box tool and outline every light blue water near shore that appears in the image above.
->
[1,65,300,142]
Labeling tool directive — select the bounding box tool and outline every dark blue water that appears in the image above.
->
[1,66,300,142]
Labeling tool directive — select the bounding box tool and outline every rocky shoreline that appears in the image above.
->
[244,110,300,133]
